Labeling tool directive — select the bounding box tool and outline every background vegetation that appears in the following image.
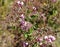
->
[0,0,60,47]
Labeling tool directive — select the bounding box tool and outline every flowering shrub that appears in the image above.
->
[1,0,60,47]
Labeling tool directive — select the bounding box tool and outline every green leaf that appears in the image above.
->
[24,33,28,38]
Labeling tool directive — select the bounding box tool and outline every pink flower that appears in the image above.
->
[44,36,48,39]
[17,1,20,4]
[25,42,28,45]
[44,36,48,40]
[23,21,27,26]
[48,35,56,41]
[20,21,32,31]
[17,1,24,7]
[40,43,47,47]
[36,37,43,42]
[20,2,24,5]
[40,42,43,45]
[44,35,56,43]
[23,42,28,47]
[33,6,36,11]
[48,39,52,43]
[20,20,25,25]
[39,38,43,41]
[20,14,25,19]
[51,0,57,2]
[17,1,24,5]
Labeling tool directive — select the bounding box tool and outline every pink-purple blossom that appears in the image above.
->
[44,36,48,40]
[17,1,24,7]
[17,1,20,4]
[20,14,25,19]
[17,1,24,5]
[33,6,36,11]
[44,35,56,43]
[20,21,32,31]
[51,0,57,2]
[23,42,28,47]
[48,35,56,41]
[36,37,43,42]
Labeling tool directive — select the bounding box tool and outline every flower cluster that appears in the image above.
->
[20,21,32,31]
[44,35,56,43]
[3,0,59,47]
[36,35,56,47]
[17,1,24,6]
[19,14,32,31]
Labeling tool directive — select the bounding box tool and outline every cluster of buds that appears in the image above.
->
[18,14,25,23]
[36,35,56,46]
[19,14,32,31]
[17,1,24,7]
[44,35,56,43]
[20,21,32,31]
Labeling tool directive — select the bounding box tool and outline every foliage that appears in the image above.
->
[0,0,60,47]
